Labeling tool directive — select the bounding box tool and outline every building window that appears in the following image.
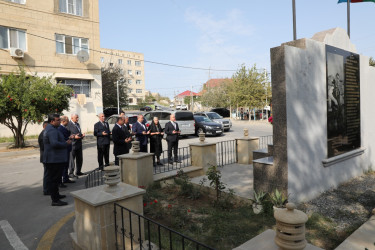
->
[5,0,26,4]
[118,59,122,64]
[128,79,132,84]
[58,79,91,97]
[136,89,142,93]
[136,80,141,85]
[135,70,141,76]
[55,34,88,55]
[135,61,141,66]
[0,26,26,50]
[128,98,133,104]
[127,60,131,65]
[119,69,124,75]
[109,62,113,67]
[59,0,83,16]
[100,57,104,63]
[136,98,142,103]
[128,89,132,93]
[128,70,132,75]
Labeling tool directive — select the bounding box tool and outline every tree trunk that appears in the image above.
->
[14,118,25,148]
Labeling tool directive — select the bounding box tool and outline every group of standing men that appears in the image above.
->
[94,113,182,169]
[38,113,85,206]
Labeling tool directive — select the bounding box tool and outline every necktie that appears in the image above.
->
[75,123,81,132]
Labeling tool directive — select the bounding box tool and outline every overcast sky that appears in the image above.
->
[99,0,375,98]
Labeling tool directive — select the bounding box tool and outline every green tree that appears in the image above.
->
[0,68,72,148]
[370,57,375,67]
[228,64,270,110]
[201,79,230,108]
[101,65,128,107]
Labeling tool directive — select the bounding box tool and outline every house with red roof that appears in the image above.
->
[174,90,200,105]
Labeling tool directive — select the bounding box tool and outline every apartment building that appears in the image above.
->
[0,0,102,136]
[100,48,145,105]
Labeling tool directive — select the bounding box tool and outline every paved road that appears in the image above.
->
[0,120,271,250]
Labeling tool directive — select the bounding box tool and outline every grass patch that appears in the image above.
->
[0,135,39,143]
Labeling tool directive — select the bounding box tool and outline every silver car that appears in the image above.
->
[144,111,195,136]
[194,112,232,132]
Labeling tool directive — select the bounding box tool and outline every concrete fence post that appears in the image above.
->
[189,132,217,172]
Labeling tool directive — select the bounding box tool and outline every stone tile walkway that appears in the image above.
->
[191,163,254,199]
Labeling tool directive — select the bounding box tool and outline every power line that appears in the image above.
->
[25,32,238,72]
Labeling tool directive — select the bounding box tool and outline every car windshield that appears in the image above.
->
[195,116,212,122]
[207,113,222,119]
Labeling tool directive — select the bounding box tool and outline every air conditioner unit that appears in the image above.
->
[10,48,24,58]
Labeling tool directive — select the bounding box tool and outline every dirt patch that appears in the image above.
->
[0,145,38,152]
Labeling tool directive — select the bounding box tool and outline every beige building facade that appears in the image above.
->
[100,48,145,105]
[0,0,102,136]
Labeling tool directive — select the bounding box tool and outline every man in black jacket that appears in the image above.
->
[112,116,132,165]
[94,113,111,170]
[67,113,85,176]
[164,114,181,164]
[38,121,49,195]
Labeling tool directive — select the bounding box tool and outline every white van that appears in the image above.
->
[144,111,195,136]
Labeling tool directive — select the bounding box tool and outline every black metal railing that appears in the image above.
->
[216,140,237,166]
[259,135,273,149]
[114,203,215,250]
[154,147,191,174]
[84,168,105,188]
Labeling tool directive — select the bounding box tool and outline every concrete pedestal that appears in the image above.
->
[118,153,154,188]
[236,137,259,164]
[190,142,216,172]
[70,183,146,250]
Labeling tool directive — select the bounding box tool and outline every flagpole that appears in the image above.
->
[292,0,297,40]
[347,0,350,38]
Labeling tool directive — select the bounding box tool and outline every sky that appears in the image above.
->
[99,0,375,99]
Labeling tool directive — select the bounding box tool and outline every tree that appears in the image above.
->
[370,57,375,67]
[0,67,72,148]
[101,65,128,107]
[200,79,230,108]
[228,64,270,110]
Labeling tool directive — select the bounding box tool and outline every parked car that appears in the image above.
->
[103,107,124,118]
[194,112,232,132]
[169,104,174,108]
[143,111,195,136]
[194,116,223,136]
[210,108,230,118]
[181,104,188,110]
[140,106,152,111]
[175,105,181,110]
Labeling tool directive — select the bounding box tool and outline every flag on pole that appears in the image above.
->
[338,0,375,3]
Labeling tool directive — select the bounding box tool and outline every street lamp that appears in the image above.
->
[117,77,125,114]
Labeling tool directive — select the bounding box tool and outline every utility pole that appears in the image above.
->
[292,0,297,40]
[116,80,120,114]
[347,0,350,38]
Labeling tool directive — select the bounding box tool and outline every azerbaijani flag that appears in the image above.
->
[338,0,375,3]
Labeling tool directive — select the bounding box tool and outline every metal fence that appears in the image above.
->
[216,140,237,167]
[114,203,215,250]
[154,146,191,174]
[259,135,273,149]
[84,168,105,188]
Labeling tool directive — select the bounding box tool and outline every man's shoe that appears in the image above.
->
[51,200,68,206]
[63,179,75,184]
[58,194,66,199]
[76,172,85,176]
[157,162,164,166]
[69,173,76,178]
[59,183,67,188]
[174,160,182,163]
[43,191,50,196]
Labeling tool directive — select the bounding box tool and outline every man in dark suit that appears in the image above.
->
[164,114,181,164]
[43,114,71,206]
[132,115,149,152]
[58,116,75,186]
[94,113,111,170]
[38,121,49,195]
[112,116,132,165]
[67,113,85,177]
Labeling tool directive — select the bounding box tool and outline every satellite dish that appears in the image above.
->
[77,50,89,63]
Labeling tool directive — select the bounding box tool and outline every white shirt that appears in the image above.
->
[138,121,145,130]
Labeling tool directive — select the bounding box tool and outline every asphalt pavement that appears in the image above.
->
[0,120,272,250]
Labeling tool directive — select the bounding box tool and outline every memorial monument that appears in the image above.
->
[264,27,375,202]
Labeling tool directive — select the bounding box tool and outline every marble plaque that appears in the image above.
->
[326,45,360,158]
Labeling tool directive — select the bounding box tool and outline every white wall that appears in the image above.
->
[283,30,375,202]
